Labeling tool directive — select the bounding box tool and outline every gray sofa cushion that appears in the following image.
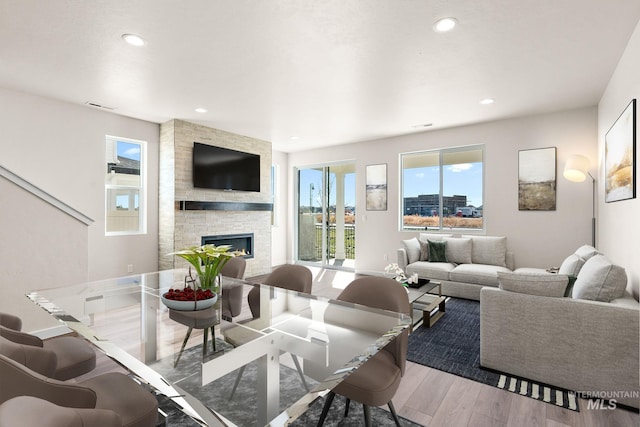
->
[572,255,627,302]
[401,238,421,264]
[444,237,472,264]
[405,261,454,281]
[449,263,511,287]
[558,253,585,276]
[419,233,451,242]
[467,236,507,267]
[498,271,569,298]
[418,240,429,261]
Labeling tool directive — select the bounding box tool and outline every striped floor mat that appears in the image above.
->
[497,374,579,411]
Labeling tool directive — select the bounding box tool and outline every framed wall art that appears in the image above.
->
[518,147,557,211]
[365,163,387,211]
[605,99,636,203]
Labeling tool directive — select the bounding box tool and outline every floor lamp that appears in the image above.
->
[563,154,596,247]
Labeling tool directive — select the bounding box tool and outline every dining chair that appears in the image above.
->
[0,354,158,427]
[170,256,247,367]
[0,312,96,381]
[0,395,122,427]
[316,276,410,427]
[227,264,313,399]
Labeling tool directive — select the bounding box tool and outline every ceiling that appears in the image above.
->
[1,1,639,153]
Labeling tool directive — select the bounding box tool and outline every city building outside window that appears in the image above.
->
[401,145,484,231]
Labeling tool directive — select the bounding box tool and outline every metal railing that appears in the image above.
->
[312,223,355,261]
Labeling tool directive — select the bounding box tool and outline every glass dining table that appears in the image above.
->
[27,269,411,426]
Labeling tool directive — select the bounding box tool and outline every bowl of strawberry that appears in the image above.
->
[161,287,218,311]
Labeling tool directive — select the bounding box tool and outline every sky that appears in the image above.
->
[298,161,483,209]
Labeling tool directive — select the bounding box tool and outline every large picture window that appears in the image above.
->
[401,145,484,231]
[105,135,146,235]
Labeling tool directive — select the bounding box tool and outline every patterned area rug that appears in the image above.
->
[407,297,579,411]
[149,341,424,426]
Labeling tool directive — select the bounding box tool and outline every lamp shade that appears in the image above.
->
[563,154,590,182]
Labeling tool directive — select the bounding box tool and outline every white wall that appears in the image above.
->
[0,87,160,283]
[285,107,598,274]
[271,150,289,266]
[598,20,640,299]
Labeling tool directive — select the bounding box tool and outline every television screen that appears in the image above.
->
[193,142,260,192]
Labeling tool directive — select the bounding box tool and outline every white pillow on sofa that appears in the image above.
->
[574,245,601,261]
[444,237,472,264]
[401,237,421,264]
[498,272,569,298]
[558,254,585,277]
[572,255,627,302]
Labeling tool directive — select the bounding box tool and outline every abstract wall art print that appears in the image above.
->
[518,147,557,211]
[605,99,636,203]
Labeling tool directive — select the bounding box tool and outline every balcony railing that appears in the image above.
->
[311,223,355,261]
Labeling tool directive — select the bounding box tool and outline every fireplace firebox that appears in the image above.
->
[201,233,254,259]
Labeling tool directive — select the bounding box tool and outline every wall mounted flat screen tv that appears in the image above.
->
[193,142,261,192]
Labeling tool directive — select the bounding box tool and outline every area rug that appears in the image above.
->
[149,341,424,426]
[407,297,579,411]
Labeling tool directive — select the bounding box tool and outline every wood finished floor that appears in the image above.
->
[76,267,639,427]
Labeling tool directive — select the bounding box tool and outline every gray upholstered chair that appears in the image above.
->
[0,312,96,380]
[0,396,122,427]
[316,276,410,427]
[228,264,313,398]
[0,354,158,427]
[247,264,313,318]
[171,256,247,367]
[220,256,247,320]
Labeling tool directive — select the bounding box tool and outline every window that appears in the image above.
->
[401,145,484,231]
[105,136,146,235]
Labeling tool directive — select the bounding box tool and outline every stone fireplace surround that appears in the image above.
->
[159,119,272,278]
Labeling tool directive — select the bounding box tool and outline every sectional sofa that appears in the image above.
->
[481,248,640,409]
[398,235,639,409]
[397,233,514,300]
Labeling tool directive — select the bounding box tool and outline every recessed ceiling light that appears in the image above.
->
[121,34,145,47]
[195,108,208,113]
[480,98,495,105]
[433,17,457,33]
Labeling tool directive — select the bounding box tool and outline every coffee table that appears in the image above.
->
[406,280,445,330]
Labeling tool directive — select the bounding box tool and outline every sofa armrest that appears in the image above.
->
[480,287,640,408]
[397,248,408,271]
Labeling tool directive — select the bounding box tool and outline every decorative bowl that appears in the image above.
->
[161,293,217,311]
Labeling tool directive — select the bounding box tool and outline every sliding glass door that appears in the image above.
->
[296,163,356,269]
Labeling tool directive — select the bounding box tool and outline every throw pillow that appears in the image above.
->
[572,255,627,302]
[443,237,472,264]
[401,237,421,264]
[558,254,586,277]
[468,236,507,267]
[428,240,448,263]
[418,240,429,261]
[498,272,569,298]
[574,245,601,261]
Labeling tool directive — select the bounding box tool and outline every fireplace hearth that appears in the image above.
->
[202,233,254,259]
